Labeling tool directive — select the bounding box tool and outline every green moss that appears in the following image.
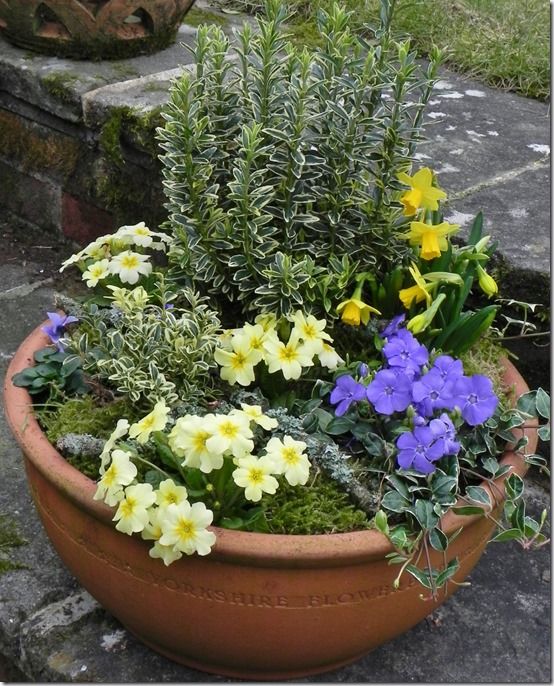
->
[41,395,137,444]
[0,515,27,575]
[262,471,371,534]
[183,7,228,27]
[42,71,79,104]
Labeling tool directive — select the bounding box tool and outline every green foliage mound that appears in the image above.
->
[159,0,442,318]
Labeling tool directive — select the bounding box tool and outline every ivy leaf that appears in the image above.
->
[405,564,433,589]
[429,527,448,552]
[535,388,550,419]
[436,558,460,587]
[504,473,524,501]
[490,528,522,543]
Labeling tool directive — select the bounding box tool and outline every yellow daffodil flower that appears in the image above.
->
[404,221,459,260]
[337,298,377,326]
[397,167,447,216]
[398,264,433,309]
[476,265,498,297]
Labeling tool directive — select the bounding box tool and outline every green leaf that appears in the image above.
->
[490,528,522,543]
[429,527,448,552]
[465,485,491,508]
[436,558,460,587]
[452,505,485,516]
[325,416,356,435]
[516,391,537,416]
[405,564,433,589]
[536,388,550,419]
[413,499,439,530]
[61,357,82,377]
[510,500,525,532]
[504,473,524,501]
[538,424,550,442]
[382,490,411,513]
[220,517,245,530]
[11,368,38,387]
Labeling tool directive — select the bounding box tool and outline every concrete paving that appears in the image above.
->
[0,6,551,681]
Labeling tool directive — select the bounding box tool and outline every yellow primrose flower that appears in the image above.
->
[59,234,112,272]
[237,323,267,364]
[169,414,224,473]
[113,483,156,535]
[254,312,278,333]
[476,265,498,297]
[263,330,314,380]
[264,436,311,487]
[158,501,216,556]
[289,310,331,354]
[337,298,380,326]
[404,221,459,260]
[232,455,279,502]
[214,338,259,387]
[129,400,170,445]
[109,250,152,285]
[205,413,254,458]
[99,418,130,475]
[399,264,433,309]
[94,449,137,506]
[317,342,344,370]
[116,221,153,247]
[155,479,189,509]
[82,259,110,288]
[232,404,278,431]
[397,167,447,216]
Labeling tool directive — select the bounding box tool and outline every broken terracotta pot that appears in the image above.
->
[0,0,196,60]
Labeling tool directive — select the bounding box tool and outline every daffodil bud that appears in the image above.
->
[476,265,498,297]
[375,510,389,534]
[474,235,491,253]
[407,313,427,334]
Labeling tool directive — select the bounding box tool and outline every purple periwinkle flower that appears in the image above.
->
[383,328,428,376]
[366,369,412,415]
[41,311,79,351]
[330,375,367,416]
[430,413,460,456]
[380,314,406,339]
[396,425,445,474]
[451,374,498,426]
[412,369,455,417]
[432,355,464,382]
[358,362,369,378]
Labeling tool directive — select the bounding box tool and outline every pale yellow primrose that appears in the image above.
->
[129,399,170,444]
[205,413,254,458]
[214,339,259,386]
[82,259,110,288]
[94,449,137,506]
[263,330,314,380]
[233,403,278,431]
[318,342,344,370]
[155,478,189,509]
[158,501,216,556]
[99,418,130,475]
[264,436,311,486]
[168,414,224,473]
[113,483,156,535]
[109,250,152,285]
[232,454,279,502]
[290,310,331,354]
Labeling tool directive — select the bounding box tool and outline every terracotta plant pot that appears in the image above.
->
[0,0,196,60]
[3,324,537,680]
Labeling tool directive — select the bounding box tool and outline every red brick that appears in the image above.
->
[62,193,115,245]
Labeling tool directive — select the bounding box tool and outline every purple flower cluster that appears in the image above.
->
[41,311,78,352]
[329,316,499,475]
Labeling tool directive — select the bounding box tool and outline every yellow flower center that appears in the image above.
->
[249,468,264,484]
[120,497,136,517]
[231,352,247,370]
[192,430,210,452]
[103,465,117,487]
[220,421,238,438]
[249,336,264,350]
[279,345,298,362]
[121,254,140,269]
[140,416,155,430]
[176,519,195,540]
[282,447,300,465]
[302,323,317,339]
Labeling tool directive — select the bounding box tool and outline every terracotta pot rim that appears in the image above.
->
[3,323,538,566]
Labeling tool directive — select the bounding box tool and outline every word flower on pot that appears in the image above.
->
[5,0,549,679]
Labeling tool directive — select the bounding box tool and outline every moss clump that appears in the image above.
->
[41,395,137,444]
[183,8,228,27]
[42,71,79,104]
[0,515,27,575]
[262,470,371,534]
